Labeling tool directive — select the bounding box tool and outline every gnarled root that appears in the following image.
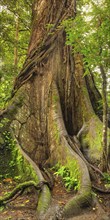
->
[0,180,47,206]
[9,131,52,218]
[49,83,93,218]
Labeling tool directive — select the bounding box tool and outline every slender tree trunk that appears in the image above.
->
[100,65,108,172]
[14,15,19,68]
[108,107,110,168]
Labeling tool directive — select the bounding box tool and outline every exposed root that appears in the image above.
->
[92,185,110,194]
[69,135,109,193]
[0,180,46,206]
[71,135,104,178]
[40,166,54,190]
[50,83,92,218]
[10,131,51,217]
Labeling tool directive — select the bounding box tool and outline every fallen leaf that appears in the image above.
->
[21,204,25,207]
[58,201,65,205]
[25,200,30,203]
[3,211,8,214]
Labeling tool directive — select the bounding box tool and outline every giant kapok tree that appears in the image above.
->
[0,0,110,219]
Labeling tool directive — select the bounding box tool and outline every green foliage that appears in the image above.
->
[0,131,17,180]
[62,0,110,103]
[54,165,69,178]
[0,65,18,108]
[0,0,31,109]
[103,173,110,184]
[0,118,9,128]
[63,175,79,191]
[3,131,15,149]
[54,162,80,191]
[63,1,110,66]
[0,206,5,212]
[1,131,38,183]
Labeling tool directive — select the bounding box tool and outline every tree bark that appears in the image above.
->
[100,65,108,172]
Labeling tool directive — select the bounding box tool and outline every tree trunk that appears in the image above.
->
[14,15,19,68]
[0,0,110,219]
[100,65,108,172]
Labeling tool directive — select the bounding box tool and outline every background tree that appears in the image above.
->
[0,0,31,108]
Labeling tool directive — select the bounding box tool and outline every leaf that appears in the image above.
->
[0,206,5,212]
[21,204,25,207]
[25,200,29,203]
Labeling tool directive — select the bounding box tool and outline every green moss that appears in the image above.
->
[85,117,103,159]
[0,118,10,129]
[4,88,25,119]
[89,117,102,147]
[0,135,4,145]
[37,185,51,214]
[0,180,38,205]
[53,121,60,144]
[79,116,105,160]
[63,190,92,217]
[53,94,59,103]
[82,87,88,96]
[1,131,39,183]
[14,148,39,183]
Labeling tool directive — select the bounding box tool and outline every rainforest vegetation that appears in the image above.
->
[0,0,110,219]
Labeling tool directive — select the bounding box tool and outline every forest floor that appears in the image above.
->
[0,175,110,220]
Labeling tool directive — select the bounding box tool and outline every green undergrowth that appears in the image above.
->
[0,75,14,109]
[102,173,110,189]
[52,161,80,191]
[0,131,38,184]
[103,173,110,183]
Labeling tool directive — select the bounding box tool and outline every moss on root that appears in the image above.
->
[37,185,51,217]
[63,190,92,217]
[0,181,38,206]
[79,116,108,162]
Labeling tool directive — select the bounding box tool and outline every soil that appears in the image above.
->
[0,179,38,220]
[0,176,110,220]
